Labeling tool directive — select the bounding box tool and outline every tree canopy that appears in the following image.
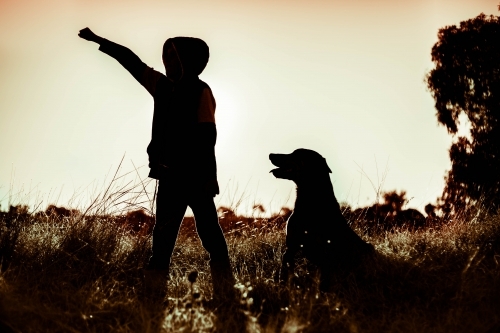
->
[427,13,500,214]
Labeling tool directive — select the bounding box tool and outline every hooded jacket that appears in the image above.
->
[97,37,217,185]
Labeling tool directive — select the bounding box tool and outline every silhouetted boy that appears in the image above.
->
[79,28,234,303]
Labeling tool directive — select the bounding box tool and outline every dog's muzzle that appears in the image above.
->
[269,153,296,179]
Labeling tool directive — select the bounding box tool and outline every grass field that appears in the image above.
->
[1,198,500,332]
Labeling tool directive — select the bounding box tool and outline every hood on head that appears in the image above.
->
[163,37,209,79]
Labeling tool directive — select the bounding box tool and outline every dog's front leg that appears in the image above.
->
[278,213,303,284]
[279,243,301,285]
[279,250,293,283]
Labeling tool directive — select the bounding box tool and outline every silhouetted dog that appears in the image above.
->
[270,149,374,290]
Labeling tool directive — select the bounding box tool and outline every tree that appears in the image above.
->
[382,190,407,215]
[426,13,500,214]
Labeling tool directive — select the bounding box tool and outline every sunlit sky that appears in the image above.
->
[0,0,497,215]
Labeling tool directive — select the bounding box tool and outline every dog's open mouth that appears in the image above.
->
[269,167,292,173]
[270,167,294,179]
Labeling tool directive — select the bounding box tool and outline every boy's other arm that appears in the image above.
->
[78,27,147,83]
[197,122,219,196]
[197,87,219,196]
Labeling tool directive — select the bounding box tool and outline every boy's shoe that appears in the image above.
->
[209,260,236,305]
[142,268,169,305]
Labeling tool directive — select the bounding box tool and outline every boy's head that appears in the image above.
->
[163,37,209,81]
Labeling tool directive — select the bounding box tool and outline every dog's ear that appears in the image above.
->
[323,158,332,173]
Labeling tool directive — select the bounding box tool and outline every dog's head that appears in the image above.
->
[269,149,332,181]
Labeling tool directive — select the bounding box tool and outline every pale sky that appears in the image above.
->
[0,0,497,215]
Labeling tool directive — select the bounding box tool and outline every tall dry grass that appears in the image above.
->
[1,170,499,332]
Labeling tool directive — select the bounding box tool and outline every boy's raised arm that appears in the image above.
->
[78,27,147,83]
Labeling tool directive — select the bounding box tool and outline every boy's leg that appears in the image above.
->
[147,182,187,271]
[144,182,187,303]
[189,193,235,301]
